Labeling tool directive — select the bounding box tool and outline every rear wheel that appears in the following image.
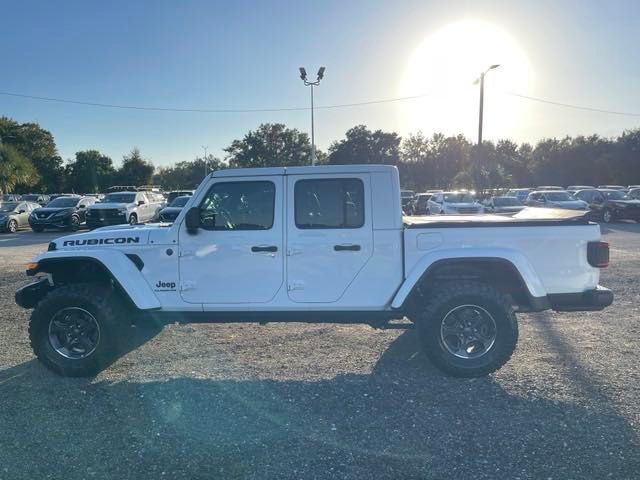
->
[29,284,130,377]
[416,281,518,377]
[7,219,18,233]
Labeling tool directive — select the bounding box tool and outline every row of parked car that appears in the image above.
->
[0,189,194,233]
[402,184,640,223]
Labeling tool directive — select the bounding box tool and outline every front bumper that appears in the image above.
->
[15,278,51,309]
[29,217,72,229]
[86,213,127,228]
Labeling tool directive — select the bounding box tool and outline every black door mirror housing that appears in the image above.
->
[138,200,145,206]
[185,206,200,234]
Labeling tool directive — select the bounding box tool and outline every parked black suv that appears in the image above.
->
[574,189,640,223]
[29,195,96,231]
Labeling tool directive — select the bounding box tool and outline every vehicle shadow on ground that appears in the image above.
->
[1,329,638,480]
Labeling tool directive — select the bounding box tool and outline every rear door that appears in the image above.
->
[286,174,373,303]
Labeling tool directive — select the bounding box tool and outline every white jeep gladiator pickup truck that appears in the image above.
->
[15,165,613,378]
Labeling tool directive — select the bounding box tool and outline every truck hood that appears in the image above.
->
[50,224,158,250]
[444,202,481,208]
[89,202,134,210]
[546,200,588,210]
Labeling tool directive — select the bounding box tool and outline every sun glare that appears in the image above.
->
[398,20,532,140]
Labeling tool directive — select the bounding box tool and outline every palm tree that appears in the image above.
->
[0,144,38,194]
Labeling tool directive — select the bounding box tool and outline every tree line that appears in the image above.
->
[1,115,639,195]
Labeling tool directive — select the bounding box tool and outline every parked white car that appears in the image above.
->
[86,191,164,228]
[428,191,485,215]
[526,190,589,210]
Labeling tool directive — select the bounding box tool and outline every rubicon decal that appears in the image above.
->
[62,237,140,247]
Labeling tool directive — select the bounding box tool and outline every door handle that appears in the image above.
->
[334,244,361,251]
[251,245,278,253]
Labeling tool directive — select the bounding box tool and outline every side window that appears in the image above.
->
[199,181,275,231]
[295,178,364,229]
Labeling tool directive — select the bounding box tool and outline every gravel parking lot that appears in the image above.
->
[1,225,639,480]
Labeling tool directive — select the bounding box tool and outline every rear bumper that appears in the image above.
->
[527,286,613,312]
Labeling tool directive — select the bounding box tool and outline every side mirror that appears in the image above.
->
[18,209,26,214]
[79,204,86,209]
[185,206,200,234]
[138,200,145,206]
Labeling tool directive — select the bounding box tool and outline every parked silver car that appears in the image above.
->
[0,201,40,233]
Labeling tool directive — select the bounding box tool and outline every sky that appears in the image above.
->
[1,0,640,167]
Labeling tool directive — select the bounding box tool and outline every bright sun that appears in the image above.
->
[398,20,532,140]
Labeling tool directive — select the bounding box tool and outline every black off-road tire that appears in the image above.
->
[29,283,130,377]
[417,281,518,377]
[128,213,138,225]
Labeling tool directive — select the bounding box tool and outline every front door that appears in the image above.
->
[286,174,373,303]
[179,176,284,304]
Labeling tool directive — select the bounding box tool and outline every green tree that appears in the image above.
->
[224,123,314,168]
[0,117,63,192]
[65,150,115,193]
[154,156,226,190]
[0,144,38,194]
[116,148,155,186]
[328,125,401,165]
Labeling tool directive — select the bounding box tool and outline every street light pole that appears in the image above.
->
[476,64,500,145]
[202,145,208,178]
[299,66,325,166]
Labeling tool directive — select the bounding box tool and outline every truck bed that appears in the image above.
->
[403,207,591,228]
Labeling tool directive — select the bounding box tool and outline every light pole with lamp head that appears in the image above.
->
[475,64,500,145]
[299,66,325,166]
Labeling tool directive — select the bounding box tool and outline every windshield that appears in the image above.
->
[102,193,136,203]
[603,190,629,200]
[494,197,522,206]
[46,197,80,208]
[170,196,190,207]
[0,202,19,212]
[545,192,573,201]
[444,193,474,203]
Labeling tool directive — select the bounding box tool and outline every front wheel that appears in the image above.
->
[602,209,613,223]
[417,281,518,377]
[29,284,130,377]
[7,219,18,233]
[128,213,138,225]
[68,215,81,231]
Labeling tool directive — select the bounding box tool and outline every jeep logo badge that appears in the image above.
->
[155,281,177,291]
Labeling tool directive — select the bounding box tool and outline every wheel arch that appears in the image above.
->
[29,251,160,311]
[392,253,548,313]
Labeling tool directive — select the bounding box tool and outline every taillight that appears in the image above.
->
[587,241,609,268]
